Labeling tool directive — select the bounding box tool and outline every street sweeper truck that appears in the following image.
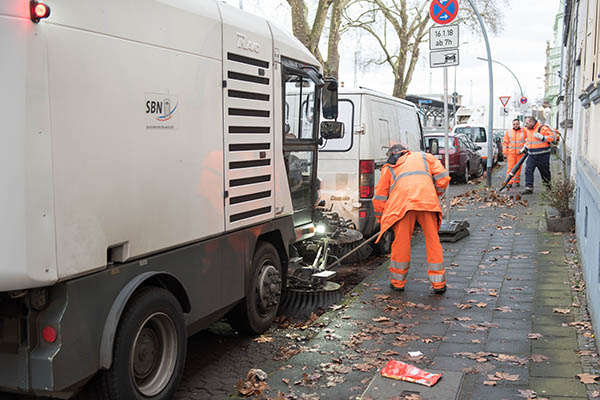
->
[0,1,345,398]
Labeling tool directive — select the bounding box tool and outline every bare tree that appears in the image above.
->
[287,0,351,77]
[345,0,506,98]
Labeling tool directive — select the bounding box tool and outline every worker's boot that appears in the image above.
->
[506,183,512,190]
[521,187,533,195]
[515,183,521,187]
[433,285,447,294]
[390,283,404,292]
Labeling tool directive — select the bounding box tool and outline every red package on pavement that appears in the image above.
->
[380,360,442,387]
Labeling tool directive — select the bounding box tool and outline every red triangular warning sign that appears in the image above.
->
[499,96,511,107]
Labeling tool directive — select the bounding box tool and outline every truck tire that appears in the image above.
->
[374,230,393,255]
[228,241,282,335]
[79,287,186,400]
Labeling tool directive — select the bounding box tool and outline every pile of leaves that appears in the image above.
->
[237,368,269,397]
[449,188,528,209]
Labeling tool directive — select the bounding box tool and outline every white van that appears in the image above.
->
[451,124,498,165]
[317,88,424,251]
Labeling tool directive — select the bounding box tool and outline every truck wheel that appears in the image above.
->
[82,287,186,400]
[374,230,394,255]
[229,241,282,335]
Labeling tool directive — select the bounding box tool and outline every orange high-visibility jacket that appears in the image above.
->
[502,128,526,156]
[525,122,555,155]
[373,151,450,243]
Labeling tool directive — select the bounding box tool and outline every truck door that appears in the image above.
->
[281,60,321,229]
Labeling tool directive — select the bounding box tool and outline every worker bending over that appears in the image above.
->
[502,119,526,188]
[373,144,450,294]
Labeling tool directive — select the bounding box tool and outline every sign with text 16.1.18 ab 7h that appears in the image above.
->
[429,25,459,51]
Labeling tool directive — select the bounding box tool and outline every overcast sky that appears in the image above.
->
[223,0,562,109]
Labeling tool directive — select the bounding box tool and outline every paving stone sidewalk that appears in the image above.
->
[258,161,599,400]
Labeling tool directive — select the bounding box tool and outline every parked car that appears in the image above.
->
[424,133,483,183]
[452,124,498,166]
[493,129,505,161]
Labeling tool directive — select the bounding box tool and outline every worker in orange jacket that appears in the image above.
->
[521,116,556,195]
[502,119,526,188]
[373,144,450,294]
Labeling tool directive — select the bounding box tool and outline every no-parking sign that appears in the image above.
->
[430,0,459,25]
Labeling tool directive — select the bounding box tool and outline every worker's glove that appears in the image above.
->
[533,132,545,141]
[519,146,527,154]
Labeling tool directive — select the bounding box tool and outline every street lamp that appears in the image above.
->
[477,57,524,99]
[466,0,494,187]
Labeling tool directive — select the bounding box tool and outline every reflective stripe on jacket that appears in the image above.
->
[372,151,450,243]
[525,122,555,155]
[502,128,526,156]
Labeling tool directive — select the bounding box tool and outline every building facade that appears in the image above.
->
[561,0,600,348]
[544,0,565,129]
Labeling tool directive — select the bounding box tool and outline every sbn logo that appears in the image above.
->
[146,98,178,122]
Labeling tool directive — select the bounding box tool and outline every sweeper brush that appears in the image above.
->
[278,281,343,319]
[278,209,374,319]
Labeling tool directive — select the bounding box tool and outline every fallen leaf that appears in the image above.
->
[282,378,290,385]
[539,251,551,255]
[375,295,390,300]
[483,380,497,386]
[455,303,472,310]
[353,363,376,372]
[455,316,472,321]
[496,371,520,381]
[577,373,600,384]
[495,306,513,313]
[476,302,488,308]
[518,389,538,398]
[553,308,571,314]
[372,317,391,322]
[528,333,543,340]
[488,289,499,297]
[529,354,549,362]
[472,339,482,344]
[592,390,600,398]
[253,335,274,343]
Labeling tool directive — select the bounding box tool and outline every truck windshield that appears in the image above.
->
[284,75,317,142]
[455,127,486,143]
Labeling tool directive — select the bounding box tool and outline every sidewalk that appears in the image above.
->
[257,160,600,400]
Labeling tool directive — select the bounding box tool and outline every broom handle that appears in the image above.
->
[327,231,381,270]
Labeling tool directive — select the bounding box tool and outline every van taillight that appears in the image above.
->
[30,1,51,23]
[454,137,459,147]
[359,160,374,199]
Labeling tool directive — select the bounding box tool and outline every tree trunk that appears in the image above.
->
[325,0,346,78]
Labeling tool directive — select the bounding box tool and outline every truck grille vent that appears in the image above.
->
[224,52,274,227]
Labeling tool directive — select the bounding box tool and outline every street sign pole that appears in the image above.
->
[443,66,450,225]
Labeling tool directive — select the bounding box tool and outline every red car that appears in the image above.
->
[425,133,484,182]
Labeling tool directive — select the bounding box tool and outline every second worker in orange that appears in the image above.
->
[373,144,450,294]
[502,119,527,188]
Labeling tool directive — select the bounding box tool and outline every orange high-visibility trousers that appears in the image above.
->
[389,210,446,290]
[506,154,524,185]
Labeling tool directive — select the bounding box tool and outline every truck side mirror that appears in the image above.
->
[322,78,338,120]
[320,121,344,139]
[429,139,439,155]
